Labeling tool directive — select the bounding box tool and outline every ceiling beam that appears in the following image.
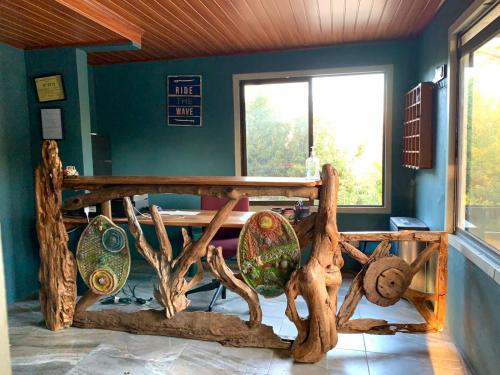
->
[54,0,143,47]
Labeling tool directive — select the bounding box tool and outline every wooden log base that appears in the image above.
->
[338,319,436,335]
[73,309,291,349]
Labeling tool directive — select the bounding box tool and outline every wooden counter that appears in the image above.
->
[62,176,321,211]
[64,210,254,228]
[63,175,321,189]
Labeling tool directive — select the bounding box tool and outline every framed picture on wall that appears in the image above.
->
[167,75,202,126]
[34,74,66,103]
[40,108,64,140]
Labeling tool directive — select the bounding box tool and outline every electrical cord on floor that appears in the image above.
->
[99,283,153,305]
[100,296,132,305]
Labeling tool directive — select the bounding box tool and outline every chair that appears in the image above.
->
[185,196,249,311]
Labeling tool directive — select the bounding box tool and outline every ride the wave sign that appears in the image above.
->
[167,75,202,127]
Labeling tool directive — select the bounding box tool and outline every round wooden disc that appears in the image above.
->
[377,268,406,299]
[363,256,412,307]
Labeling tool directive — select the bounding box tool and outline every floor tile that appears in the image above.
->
[268,348,369,375]
[7,267,469,375]
[335,333,365,351]
[66,344,175,375]
[366,351,469,375]
[363,331,462,360]
[172,340,274,374]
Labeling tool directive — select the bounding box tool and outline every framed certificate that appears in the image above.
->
[40,108,64,140]
[34,74,66,103]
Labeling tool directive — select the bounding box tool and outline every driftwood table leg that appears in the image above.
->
[35,140,77,330]
[124,194,240,319]
[285,164,343,363]
[206,245,262,328]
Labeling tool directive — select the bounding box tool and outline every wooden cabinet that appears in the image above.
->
[402,83,433,169]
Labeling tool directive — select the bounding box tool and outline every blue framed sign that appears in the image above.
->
[167,75,202,127]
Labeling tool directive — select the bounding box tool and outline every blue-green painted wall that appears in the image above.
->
[416,1,499,374]
[415,0,474,231]
[0,44,39,303]
[25,48,93,175]
[447,248,500,375]
[93,40,419,232]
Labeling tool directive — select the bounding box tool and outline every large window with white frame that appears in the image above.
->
[456,3,500,252]
[235,67,391,211]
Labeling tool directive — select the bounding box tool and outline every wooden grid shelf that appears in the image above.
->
[402,82,433,169]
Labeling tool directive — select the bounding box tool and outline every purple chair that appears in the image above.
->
[185,196,249,311]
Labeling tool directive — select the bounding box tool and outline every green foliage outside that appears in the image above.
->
[463,38,500,248]
[245,95,382,205]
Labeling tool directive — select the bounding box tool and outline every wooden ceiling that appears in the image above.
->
[0,0,446,65]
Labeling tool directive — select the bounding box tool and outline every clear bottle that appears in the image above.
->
[305,146,320,179]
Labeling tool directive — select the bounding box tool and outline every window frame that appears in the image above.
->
[448,0,500,254]
[233,65,393,213]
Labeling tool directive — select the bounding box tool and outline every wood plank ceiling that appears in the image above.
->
[0,0,446,65]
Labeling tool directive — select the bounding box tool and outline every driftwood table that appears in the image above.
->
[36,140,448,363]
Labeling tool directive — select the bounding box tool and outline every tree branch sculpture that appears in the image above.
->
[33,138,449,363]
[206,245,262,327]
[35,140,77,330]
[285,164,343,363]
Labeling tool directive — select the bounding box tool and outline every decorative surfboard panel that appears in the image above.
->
[76,215,131,296]
[238,211,301,298]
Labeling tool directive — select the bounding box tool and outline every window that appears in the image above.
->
[456,5,500,252]
[237,67,390,209]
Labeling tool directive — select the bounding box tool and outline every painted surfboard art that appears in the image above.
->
[237,211,301,298]
[76,215,131,296]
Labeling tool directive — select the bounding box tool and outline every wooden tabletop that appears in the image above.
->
[63,210,255,228]
[63,175,321,188]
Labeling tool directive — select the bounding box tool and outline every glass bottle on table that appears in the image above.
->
[305,146,320,180]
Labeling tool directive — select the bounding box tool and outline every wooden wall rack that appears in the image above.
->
[35,140,447,364]
[403,82,433,169]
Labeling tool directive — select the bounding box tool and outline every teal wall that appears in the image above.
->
[25,48,93,175]
[447,248,500,375]
[0,44,39,303]
[415,1,499,374]
[93,40,419,232]
[415,0,474,230]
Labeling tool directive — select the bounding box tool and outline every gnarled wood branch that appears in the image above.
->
[285,164,343,363]
[36,140,77,330]
[124,196,240,319]
[339,241,369,264]
[206,245,262,328]
[124,198,184,318]
[336,241,391,328]
[294,212,317,249]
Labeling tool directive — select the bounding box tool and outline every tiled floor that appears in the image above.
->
[8,262,470,374]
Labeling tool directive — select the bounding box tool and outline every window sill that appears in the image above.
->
[449,234,500,285]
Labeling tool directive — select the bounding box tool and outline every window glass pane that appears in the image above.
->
[244,81,309,178]
[459,35,500,250]
[312,74,384,206]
